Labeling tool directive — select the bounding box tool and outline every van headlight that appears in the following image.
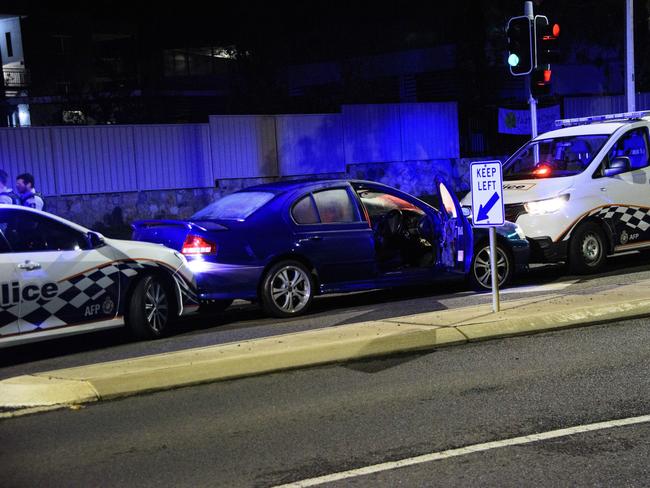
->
[524,194,570,215]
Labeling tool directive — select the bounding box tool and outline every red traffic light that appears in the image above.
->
[552,23,560,38]
[543,69,551,83]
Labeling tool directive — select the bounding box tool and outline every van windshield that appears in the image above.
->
[503,135,609,180]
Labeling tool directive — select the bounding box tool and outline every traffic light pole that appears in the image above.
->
[528,86,538,139]
[524,1,538,141]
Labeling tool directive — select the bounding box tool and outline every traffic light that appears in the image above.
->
[530,16,560,96]
[506,16,534,76]
[536,18,561,66]
[530,67,552,97]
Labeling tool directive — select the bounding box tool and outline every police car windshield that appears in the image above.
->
[192,191,275,221]
[504,135,609,180]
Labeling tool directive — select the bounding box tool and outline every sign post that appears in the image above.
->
[470,161,505,312]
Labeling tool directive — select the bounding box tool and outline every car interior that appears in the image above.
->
[354,187,443,273]
[0,209,89,252]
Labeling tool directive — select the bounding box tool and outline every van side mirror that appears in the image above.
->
[603,156,631,177]
[87,231,105,249]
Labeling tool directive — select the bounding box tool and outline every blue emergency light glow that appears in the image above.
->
[508,53,520,67]
[555,111,650,128]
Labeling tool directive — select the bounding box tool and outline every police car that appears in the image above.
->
[0,205,199,348]
[462,111,650,273]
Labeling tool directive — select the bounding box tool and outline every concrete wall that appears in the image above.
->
[45,157,505,239]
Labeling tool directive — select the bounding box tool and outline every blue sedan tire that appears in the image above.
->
[261,260,315,317]
[469,242,513,291]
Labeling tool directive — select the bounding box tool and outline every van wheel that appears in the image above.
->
[569,223,607,274]
[469,242,513,291]
[127,275,173,339]
[261,261,314,317]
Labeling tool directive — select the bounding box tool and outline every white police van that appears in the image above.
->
[0,205,199,348]
[462,111,650,273]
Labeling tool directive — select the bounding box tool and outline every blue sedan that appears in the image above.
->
[133,179,528,317]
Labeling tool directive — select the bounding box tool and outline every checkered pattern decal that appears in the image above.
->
[17,262,131,332]
[589,205,650,232]
[0,259,198,336]
[0,304,20,336]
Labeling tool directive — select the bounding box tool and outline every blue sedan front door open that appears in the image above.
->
[436,178,473,274]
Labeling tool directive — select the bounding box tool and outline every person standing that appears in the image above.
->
[16,173,44,210]
[0,169,20,205]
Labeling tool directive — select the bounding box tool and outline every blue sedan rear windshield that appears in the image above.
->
[192,191,275,220]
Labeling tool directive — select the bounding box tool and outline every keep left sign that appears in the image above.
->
[470,160,505,227]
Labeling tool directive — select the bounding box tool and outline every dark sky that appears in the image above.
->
[0,0,632,63]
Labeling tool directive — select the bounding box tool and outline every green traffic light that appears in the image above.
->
[508,53,520,67]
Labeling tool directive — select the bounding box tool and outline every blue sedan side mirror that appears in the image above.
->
[603,156,631,177]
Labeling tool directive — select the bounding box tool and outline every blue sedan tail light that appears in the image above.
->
[181,234,217,256]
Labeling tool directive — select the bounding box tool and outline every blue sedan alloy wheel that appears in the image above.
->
[261,261,314,317]
[470,243,512,291]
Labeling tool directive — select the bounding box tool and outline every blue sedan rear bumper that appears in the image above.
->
[186,260,265,301]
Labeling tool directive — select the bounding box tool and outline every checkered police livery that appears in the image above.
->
[0,205,199,348]
[16,260,198,332]
[588,205,650,233]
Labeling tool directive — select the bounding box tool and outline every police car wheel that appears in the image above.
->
[261,260,314,318]
[569,223,606,274]
[128,275,173,339]
[469,242,512,291]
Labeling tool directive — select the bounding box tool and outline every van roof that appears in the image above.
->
[534,121,629,141]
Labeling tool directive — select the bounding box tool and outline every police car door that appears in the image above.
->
[0,208,120,333]
[595,126,650,250]
[0,224,21,337]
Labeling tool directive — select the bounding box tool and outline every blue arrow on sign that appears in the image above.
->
[477,192,500,221]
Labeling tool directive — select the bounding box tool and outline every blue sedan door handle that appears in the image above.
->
[298,236,323,243]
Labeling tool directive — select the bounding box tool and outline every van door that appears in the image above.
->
[595,126,650,250]
[436,178,473,273]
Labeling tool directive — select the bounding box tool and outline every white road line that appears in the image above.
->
[274,414,650,487]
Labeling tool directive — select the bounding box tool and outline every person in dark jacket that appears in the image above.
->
[0,169,20,205]
[15,173,44,210]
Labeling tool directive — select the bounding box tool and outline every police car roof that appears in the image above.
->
[534,122,628,141]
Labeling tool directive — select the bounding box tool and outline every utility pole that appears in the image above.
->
[625,0,635,112]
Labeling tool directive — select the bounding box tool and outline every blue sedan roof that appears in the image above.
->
[242,178,393,194]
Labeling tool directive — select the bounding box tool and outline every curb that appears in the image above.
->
[2,292,650,411]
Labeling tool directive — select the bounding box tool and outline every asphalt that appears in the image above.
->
[2,317,650,487]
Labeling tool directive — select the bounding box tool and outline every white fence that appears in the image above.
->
[0,102,461,196]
